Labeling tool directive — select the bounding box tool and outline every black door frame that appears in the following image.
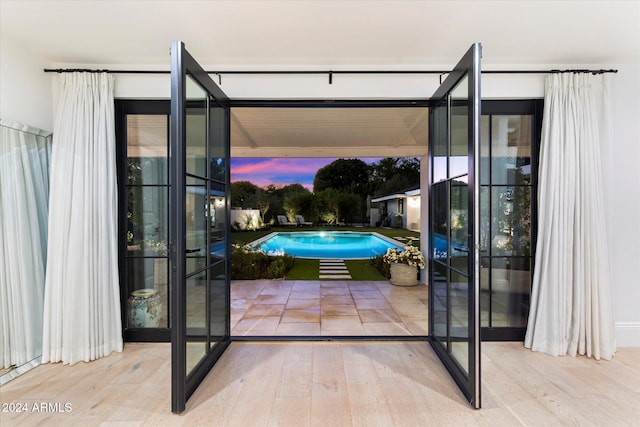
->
[479,99,543,342]
[428,43,483,408]
[170,40,232,413]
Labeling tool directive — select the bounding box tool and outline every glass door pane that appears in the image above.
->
[170,40,231,413]
[479,106,538,335]
[184,78,208,375]
[123,113,170,332]
[429,43,482,408]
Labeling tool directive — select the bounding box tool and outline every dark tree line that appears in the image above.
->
[231,157,421,226]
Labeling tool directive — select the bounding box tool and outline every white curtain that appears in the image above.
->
[525,73,616,360]
[42,73,123,364]
[0,119,51,368]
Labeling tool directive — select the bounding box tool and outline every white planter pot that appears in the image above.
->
[389,263,418,287]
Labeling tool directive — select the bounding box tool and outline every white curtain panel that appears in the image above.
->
[525,73,616,360]
[0,119,51,368]
[42,73,123,364]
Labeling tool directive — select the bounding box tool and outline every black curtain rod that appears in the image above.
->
[43,68,618,75]
[43,67,618,84]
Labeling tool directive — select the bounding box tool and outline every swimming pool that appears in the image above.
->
[251,231,406,259]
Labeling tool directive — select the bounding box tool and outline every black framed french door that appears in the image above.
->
[170,40,231,413]
[428,43,482,408]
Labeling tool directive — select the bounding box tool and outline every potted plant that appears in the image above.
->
[383,244,425,286]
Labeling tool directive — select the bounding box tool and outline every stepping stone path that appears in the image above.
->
[319,259,352,279]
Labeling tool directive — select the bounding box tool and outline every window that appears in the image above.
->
[480,100,543,340]
[116,100,171,341]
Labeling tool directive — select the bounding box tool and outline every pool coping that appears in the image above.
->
[246,230,408,260]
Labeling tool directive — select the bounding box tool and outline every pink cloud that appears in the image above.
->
[232,158,332,176]
[230,157,381,191]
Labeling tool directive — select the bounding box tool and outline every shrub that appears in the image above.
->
[231,244,295,279]
[267,258,287,279]
[370,254,390,278]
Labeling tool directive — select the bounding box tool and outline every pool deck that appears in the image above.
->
[230,279,428,337]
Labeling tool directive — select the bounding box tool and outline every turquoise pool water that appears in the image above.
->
[254,231,405,259]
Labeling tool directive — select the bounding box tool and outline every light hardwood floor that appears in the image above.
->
[1,342,638,426]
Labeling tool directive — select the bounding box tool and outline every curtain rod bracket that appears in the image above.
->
[329,71,333,85]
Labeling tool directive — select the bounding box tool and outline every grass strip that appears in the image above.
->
[345,260,387,280]
[285,258,319,280]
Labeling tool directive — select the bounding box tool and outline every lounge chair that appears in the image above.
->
[277,215,297,227]
[295,215,313,226]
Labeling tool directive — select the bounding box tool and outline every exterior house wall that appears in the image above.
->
[230,209,261,231]
[386,200,400,228]
[406,195,421,231]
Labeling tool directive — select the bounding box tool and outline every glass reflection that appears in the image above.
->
[209,261,227,348]
[127,115,168,185]
[480,116,490,185]
[186,75,207,177]
[449,76,468,178]
[186,179,208,274]
[209,104,227,182]
[432,262,448,341]
[450,269,469,374]
[491,115,532,186]
[127,187,168,256]
[186,271,207,375]
[432,101,448,182]
[431,182,448,259]
[126,258,168,328]
[491,187,531,257]
[450,181,468,273]
[481,258,531,328]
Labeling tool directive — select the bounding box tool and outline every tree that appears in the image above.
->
[335,192,363,223]
[315,188,340,224]
[369,157,421,197]
[230,181,260,208]
[283,192,317,222]
[255,190,270,223]
[262,183,310,223]
[313,158,369,196]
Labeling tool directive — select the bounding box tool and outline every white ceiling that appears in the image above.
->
[2,1,638,158]
[231,107,429,157]
[2,0,638,68]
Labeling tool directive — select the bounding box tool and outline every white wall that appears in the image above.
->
[609,64,640,346]
[406,196,421,231]
[0,35,55,131]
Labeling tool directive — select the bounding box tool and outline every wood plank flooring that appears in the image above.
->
[1,342,639,426]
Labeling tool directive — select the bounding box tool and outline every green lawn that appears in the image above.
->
[285,258,319,280]
[345,260,388,280]
[232,226,417,280]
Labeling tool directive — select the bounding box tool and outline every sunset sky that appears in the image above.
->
[231,157,381,190]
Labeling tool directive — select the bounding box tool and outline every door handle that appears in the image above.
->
[185,248,202,254]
